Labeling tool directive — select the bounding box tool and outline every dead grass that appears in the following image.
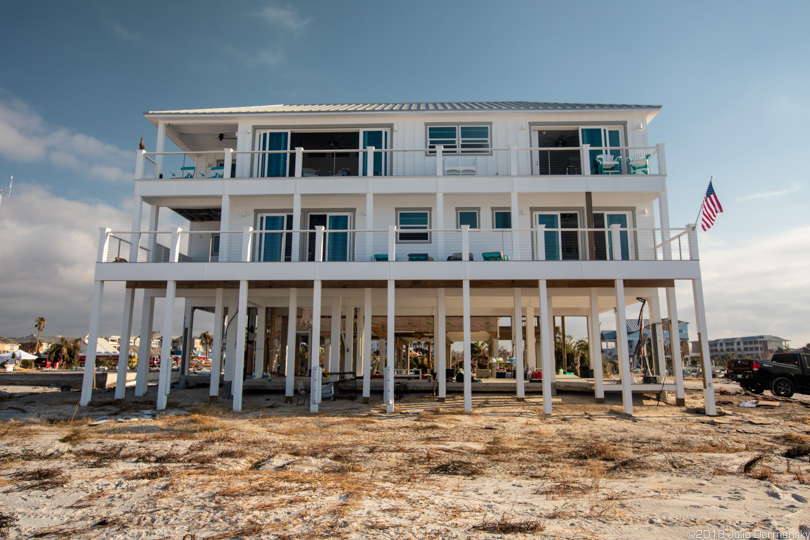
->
[783,444,810,459]
[567,439,624,461]
[7,468,68,491]
[429,460,482,476]
[126,466,171,480]
[472,514,545,534]
[0,511,17,539]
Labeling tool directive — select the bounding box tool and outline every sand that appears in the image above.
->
[0,382,809,539]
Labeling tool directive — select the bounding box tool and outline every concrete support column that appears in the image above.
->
[692,278,717,416]
[285,289,298,402]
[539,280,553,415]
[386,280,395,413]
[135,295,154,397]
[525,305,536,370]
[462,280,472,412]
[589,288,605,402]
[666,286,686,405]
[650,293,667,378]
[80,281,105,406]
[115,287,136,400]
[614,280,633,415]
[232,281,249,411]
[254,306,266,379]
[330,297,342,377]
[362,288,372,402]
[513,288,525,400]
[437,288,447,401]
[209,288,224,399]
[157,281,176,411]
[310,280,322,413]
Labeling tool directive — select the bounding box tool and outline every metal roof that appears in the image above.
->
[145,101,661,116]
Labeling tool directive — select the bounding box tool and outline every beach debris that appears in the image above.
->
[0,510,17,538]
[739,401,758,408]
[429,460,482,476]
[742,454,767,474]
[89,418,109,426]
[783,444,810,459]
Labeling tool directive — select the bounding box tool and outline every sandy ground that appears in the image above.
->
[0,381,809,540]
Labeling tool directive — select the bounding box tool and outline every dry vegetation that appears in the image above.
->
[0,384,809,538]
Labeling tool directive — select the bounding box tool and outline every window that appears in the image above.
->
[457,209,479,229]
[256,214,293,262]
[427,125,490,154]
[493,210,512,229]
[534,212,580,260]
[397,210,430,243]
[210,234,220,262]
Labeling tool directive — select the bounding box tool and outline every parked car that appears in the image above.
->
[729,353,810,397]
[33,356,59,369]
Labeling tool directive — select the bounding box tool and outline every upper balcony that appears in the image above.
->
[135,144,666,187]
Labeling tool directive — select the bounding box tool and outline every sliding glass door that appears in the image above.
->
[361,129,389,176]
[307,213,352,261]
[592,212,632,260]
[255,131,289,177]
[535,212,580,260]
[581,127,623,174]
[256,214,293,261]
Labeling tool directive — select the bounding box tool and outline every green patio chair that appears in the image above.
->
[595,154,621,175]
[625,152,651,174]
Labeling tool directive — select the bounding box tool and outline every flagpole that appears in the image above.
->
[693,176,713,230]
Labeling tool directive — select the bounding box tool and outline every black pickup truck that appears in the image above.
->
[727,353,810,397]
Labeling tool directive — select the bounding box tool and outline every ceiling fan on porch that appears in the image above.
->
[218,133,237,141]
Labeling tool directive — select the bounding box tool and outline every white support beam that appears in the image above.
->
[666,286,686,405]
[437,288,447,400]
[513,288,525,401]
[157,281,176,411]
[539,280,553,415]
[310,280,322,413]
[291,193,301,261]
[80,281,104,406]
[115,287,135,400]
[254,305,266,379]
[330,297,342,377]
[589,288,605,402]
[210,288,224,398]
[386,280,395,413]
[344,304,354,373]
[462,279,472,412]
[135,295,154,397]
[692,278,717,416]
[285,288,298,401]
[614,280,633,415]
[362,288,372,402]
[525,305,536,370]
[232,280,249,412]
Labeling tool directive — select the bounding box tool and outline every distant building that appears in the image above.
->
[0,336,20,353]
[707,335,788,361]
[12,334,78,354]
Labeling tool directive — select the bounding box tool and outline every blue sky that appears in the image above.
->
[1,0,808,346]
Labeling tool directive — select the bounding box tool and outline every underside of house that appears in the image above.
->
[80,101,717,416]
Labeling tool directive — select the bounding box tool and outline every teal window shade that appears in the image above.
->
[458,210,478,229]
[258,132,288,177]
[398,211,429,242]
[210,234,220,261]
[581,128,603,175]
[536,214,559,260]
[258,215,290,262]
[606,214,629,260]
[494,211,511,229]
[428,126,457,152]
[326,215,350,261]
[362,130,387,176]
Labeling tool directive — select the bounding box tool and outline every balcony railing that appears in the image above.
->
[98,225,694,265]
[135,144,665,180]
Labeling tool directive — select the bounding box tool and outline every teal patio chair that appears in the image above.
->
[595,154,621,175]
[210,165,224,178]
[180,166,196,178]
[625,152,651,174]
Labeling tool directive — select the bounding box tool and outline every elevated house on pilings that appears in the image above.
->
[80,101,717,416]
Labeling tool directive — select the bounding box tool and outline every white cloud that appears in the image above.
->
[110,23,142,43]
[0,95,132,183]
[258,5,310,32]
[736,182,802,202]
[220,44,284,67]
[699,226,810,346]
[0,184,133,339]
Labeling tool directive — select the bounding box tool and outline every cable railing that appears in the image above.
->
[101,225,694,264]
[135,144,665,180]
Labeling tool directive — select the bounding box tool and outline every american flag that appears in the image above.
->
[701,181,723,231]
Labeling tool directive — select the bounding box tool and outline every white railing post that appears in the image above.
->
[536,224,545,261]
[294,147,303,178]
[314,225,325,262]
[461,225,470,261]
[581,144,591,175]
[435,145,444,176]
[509,144,518,176]
[169,227,182,263]
[135,149,145,179]
[610,223,622,261]
[98,227,112,263]
[224,148,233,179]
[656,143,666,176]
[366,146,375,177]
[687,223,698,260]
[242,226,254,262]
[387,225,396,261]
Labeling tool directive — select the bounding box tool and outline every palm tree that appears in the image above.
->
[47,338,81,368]
[199,331,213,361]
[34,316,47,354]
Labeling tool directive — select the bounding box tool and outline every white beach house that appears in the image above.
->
[80,101,716,416]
